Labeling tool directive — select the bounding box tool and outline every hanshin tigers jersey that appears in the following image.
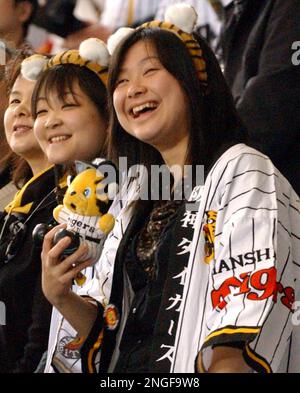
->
[173,144,300,372]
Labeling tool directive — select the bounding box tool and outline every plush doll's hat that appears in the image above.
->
[21,38,110,86]
[107,3,208,90]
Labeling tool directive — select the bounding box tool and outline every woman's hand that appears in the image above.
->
[41,224,92,308]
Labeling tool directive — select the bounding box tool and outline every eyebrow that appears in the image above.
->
[119,55,160,73]
[10,90,21,96]
[36,92,80,103]
[36,97,47,103]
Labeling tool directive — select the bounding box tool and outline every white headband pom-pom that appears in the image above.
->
[107,27,134,55]
[79,38,110,66]
[21,54,48,81]
[164,3,197,34]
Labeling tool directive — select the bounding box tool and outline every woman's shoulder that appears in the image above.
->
[206,143,298,208]
[214,143,270,167]
[208,143,277,181]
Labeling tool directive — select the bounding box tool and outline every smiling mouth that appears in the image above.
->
[131,102,158,119]
[13,125,32,133]
[49,135,70,144]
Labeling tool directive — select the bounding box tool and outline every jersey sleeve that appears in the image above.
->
[199,148,299,372]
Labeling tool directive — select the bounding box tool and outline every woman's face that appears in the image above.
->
[113,40,190,153]
[0,0,28,38]
[4,75,44,161]
[33,81,107,164]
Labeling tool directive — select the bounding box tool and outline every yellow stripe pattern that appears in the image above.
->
[204,326,260,343]
[245,343,272,373]
[46,50,108,86]
[87,329,104,373]
[4,165,54,214]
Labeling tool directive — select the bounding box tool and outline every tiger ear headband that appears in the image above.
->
[21,38,110,86]
[107,3,208,90]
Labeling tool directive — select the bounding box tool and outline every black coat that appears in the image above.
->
[0,167,58,373]
[221,0,300,195]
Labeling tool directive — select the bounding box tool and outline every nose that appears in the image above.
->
[127,83,147,99]
[13,102,30,118]
[45,114,62,129]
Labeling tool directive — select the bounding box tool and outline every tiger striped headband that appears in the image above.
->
[21,38,110,86]
[140,20,207,87]
[107,4,208,90]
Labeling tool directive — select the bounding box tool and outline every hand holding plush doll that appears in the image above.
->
[52,160,118,285]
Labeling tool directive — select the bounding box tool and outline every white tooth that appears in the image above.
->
[50,136,69,143]
[132,102,157,115]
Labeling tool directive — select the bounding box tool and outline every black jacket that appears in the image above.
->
[0,167,58,373]
[221,0,300,195]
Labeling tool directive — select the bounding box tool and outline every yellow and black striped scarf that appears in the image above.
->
[4,166,67,216]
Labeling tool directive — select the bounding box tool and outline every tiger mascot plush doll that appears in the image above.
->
[52,160,118,285]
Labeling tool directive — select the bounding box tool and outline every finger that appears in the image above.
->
[63,259,94,284]
[63,243,89,270]
[46,236,72,264]
[49,242,89,275]
[41,224,67,265]
[42,223,67,253]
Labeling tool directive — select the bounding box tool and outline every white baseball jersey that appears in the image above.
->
[172,144,300,372]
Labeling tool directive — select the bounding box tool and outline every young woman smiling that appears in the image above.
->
[0,53,58,373]
[22,38,118,373]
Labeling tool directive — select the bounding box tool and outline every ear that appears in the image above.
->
[75,160,95,174]
[67,175,75,187]
[95,160,118,182]
[96,185,109,202]
[16,1,33,25]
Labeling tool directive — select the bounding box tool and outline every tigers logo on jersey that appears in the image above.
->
[203,210,217,264]
[58,336,81,359]
[64,335,85,351]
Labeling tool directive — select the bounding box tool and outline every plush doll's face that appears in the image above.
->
[63,168,110,216]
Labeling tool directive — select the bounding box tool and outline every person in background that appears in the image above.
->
[219,0,300,195]
[0,0,37,48]
[40,4,300,373]
[62,0,160,48]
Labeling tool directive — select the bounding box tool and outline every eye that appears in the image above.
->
[62,103,77,109]
[115,78,128,87]
[9,98,20,105]
[144,68,158,75]
[83,187,91,198]
[36,109,48,117]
